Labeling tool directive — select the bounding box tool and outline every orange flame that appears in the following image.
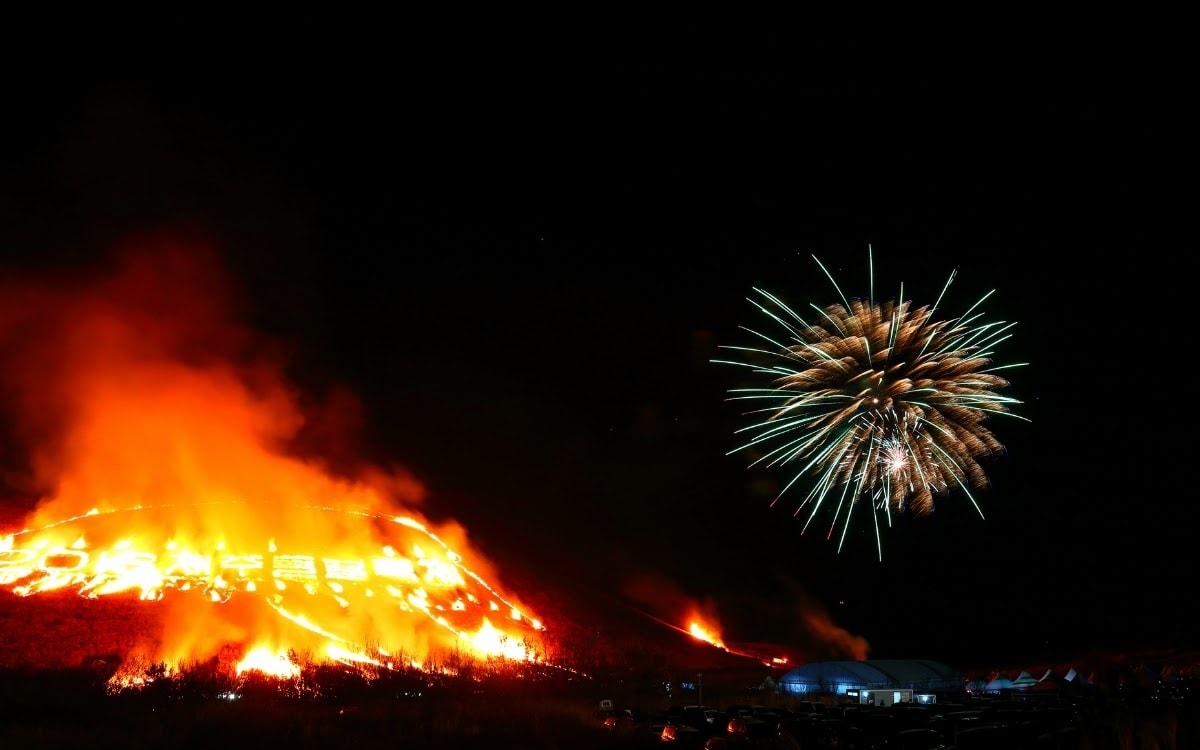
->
[237,646,301,679]
[687,616,726,650]
[0,240,546,676]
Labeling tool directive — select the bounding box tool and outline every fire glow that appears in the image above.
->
[688,619,726,650]
[0,504,545,673]
[685,610,793,667]
[0,241,547,681]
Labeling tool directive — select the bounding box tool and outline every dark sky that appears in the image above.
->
[0,25,1189,667]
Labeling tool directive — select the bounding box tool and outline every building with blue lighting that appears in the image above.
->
[778,659,964,703]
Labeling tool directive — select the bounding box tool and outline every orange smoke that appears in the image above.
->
[781,578,869,661]
[0,238,544,673]
[800,608,869,661]
[0,241,405,521]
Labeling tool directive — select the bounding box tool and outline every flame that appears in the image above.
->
[687,617,726,650]
[0,241,547,677]
[684,613,793,666]
[0,503,547,670]
[237,646,301,678]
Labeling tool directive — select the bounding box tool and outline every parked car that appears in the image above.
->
[599,707,637,732]
[660,720,708,747]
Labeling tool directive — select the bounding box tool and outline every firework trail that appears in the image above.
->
[713,248,1027,558]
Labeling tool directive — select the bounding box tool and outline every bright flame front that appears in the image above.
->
[0,504,546,675]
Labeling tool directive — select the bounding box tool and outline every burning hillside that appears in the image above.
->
[0,240,546,680]
[1,504,545,671]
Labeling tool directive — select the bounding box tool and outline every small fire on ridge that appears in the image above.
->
[621,571,868,668]
[0,239,547,684]
[684,607,792,667]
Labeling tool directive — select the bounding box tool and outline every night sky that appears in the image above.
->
[1,26,1189,668]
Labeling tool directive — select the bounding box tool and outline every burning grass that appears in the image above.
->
[0,590,160,671]
[0,591,587,747]
[0,502,551,671]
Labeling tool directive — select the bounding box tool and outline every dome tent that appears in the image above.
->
[778,659,964,696]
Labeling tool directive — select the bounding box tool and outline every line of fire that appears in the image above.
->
[1,503,548,687]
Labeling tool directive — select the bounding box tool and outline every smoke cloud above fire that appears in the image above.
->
[0,238,425,522]
[0,238,539,667]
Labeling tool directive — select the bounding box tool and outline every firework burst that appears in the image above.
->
[714,249,1028,558]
